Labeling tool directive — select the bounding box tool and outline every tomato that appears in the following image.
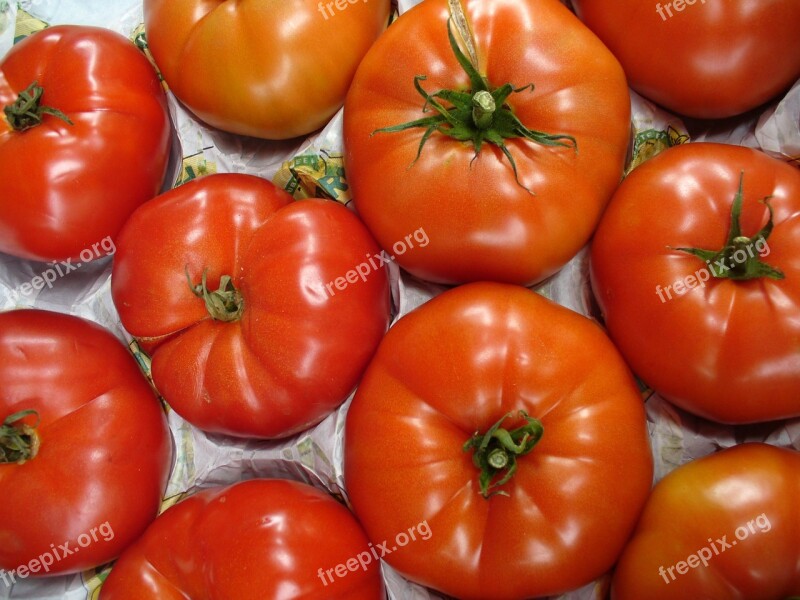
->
[344,282,653,600]
[343,0,630,286]
[571,0,800,119]
[100,478,386,599]
[0,309,171,577]
[0,25,171,262]
[612,443,800,599]
[590,142,800,424]
[111,173,391,439]
[143,0,391,140]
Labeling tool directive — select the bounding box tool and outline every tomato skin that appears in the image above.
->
[572,0,800,119]
[100,478,387,600]
[344,0,631,286]
[590,142,800,424]
[0,310,172,576]
[111,173,391,439]
[612,443,800,600]
[143,0,390,140]
[344,282,653,600]
[0,25,171,262]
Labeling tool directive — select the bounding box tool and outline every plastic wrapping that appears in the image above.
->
[1,1,799,599]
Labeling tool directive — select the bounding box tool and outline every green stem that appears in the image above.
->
[472,90,495,130]
[371,4,576,195]
[186,267,244,323]
[463,410,543,498]
[4,81,73,131]
[0,410,40,464]
[671,172,784,281]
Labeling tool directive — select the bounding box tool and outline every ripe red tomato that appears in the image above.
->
[111,173,391,439]
[590,142,800,424]
[0,25,171,262]
[571,0,800,118]
[0,309,171,577]
[612,443,800,600]
[345,282,653,600]
[143,0,391,139]
[100,479,387,600]
[344,0,631,286]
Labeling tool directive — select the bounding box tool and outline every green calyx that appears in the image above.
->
[186,267,244,323]
[672,172,784,281]
[371,8,576,194]
[0,410,40,464]
[4,81,73,132]
[463,410,543,499]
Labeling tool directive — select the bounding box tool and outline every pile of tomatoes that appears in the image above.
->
[1,0,799,599]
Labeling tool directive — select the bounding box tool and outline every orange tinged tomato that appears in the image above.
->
[144,0,391,139]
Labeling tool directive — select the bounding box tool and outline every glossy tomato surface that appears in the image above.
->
[111,173,391,439]
[572,0,800,118]
[345,282,653,600]
[144,0,391,139]
[344,0,631,285]
[590,142,800,424]
[100,478,387,600]
[0,309,172,576]
[0,25,171,262]
[612,443,800,600]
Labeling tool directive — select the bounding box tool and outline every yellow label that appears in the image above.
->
[130,23,169,92]
[273,151,351,205]
[13,7,47,42]
[176,152,217,187]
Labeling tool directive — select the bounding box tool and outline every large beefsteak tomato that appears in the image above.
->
[111,173,391,439]
[0,309,171,577]
[0,25,171,262]
[612,443,800,600]
[343,0,631,285]
[590,142,800,424]
[344,282,653,600]
[143,0,391,139]
[572,0,800,119]
[100,479,386,599]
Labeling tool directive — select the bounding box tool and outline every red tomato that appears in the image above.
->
[344,0,631,285]
[143,0,391,139]
[100,478,387,600]
[344,282,653,600]
[0,309,171,577]
[612,443,800,600]
[590,142,800,424]
[572,0,800,118]
[111,173,391,439]
[0,25,171,262]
